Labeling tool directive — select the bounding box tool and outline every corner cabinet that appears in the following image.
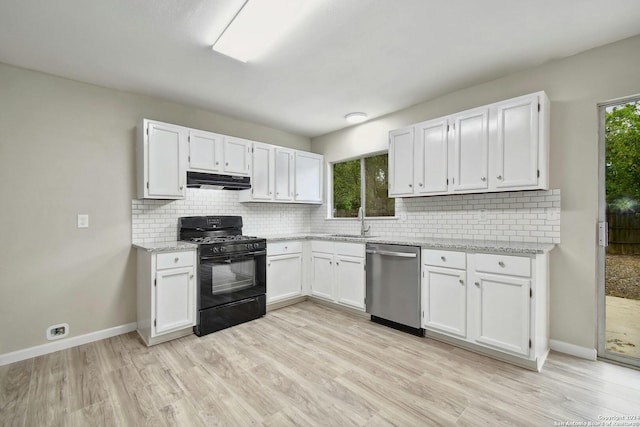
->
[239,146,323,204]
[389,91,549,197]
[136,248,197,346]
[421,248,550,371]
[137,119,188,199]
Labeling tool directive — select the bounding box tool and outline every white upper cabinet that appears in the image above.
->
[492,94,544,190]
[239,146,322,204]
[275,148,294,201]
[388,91,549,197]
[250,143,274,200]
[388,127,415,197]
[187,129,223,173]
[414,118,449,195]
[223,136,251,176]
[137,119,187,199]
[451,107,489,192]
[138,118,323,203]
[294,151,323,203]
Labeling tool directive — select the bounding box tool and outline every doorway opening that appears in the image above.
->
[598,96,640,367]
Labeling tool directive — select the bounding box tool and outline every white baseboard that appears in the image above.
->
[550,339,597,361]
[0,322,137,367]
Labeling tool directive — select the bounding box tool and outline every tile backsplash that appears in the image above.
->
[132,189,312,244]
[132,189,560,245]
[309,189,561,243]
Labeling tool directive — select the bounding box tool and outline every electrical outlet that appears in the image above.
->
[477,209,488,222]
[546,210,560,221]
[77,214,89,228]
[46,323,69,341]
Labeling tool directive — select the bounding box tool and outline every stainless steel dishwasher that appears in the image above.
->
[365,243,423,335]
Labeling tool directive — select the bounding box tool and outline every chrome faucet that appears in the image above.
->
[358,206,371,236]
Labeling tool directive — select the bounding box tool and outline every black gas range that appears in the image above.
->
[178,216,266,336]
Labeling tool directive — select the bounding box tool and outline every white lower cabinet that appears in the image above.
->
[422,249,549,371]
[267,241,303,303]
[136,248,197,346]
[311,241,366,311]
[422,259,467,338]
[473,272,531,356]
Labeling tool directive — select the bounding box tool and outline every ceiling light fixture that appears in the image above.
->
[212,0,306,63]
[344,112,368,124]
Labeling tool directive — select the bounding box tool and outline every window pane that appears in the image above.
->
[333,159,361,218]
[364,154,395,217]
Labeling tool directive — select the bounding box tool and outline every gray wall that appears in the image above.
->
[311,34,640,352]
[0,63,309,354]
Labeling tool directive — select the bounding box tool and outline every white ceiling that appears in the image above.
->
[1,0,640,138]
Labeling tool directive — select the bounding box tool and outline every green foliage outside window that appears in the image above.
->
[333,159,361,217]
[606,102,640,212]
[333,153,395,218]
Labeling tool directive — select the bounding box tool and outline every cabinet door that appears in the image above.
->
[335,254,365,310]
[451,108,489,192]
[154,267,195,335]
[223,136,251,176]
[251,143,274,200]
[294,151,323,203]
[311,252,334,300]
[146,121,186,199]
[275,148,294,201]
[423,266,467,338]
[493,95,539,190]
[415,119,449,195]
[473,272,530,357]
[388,127,415,196]
[188,129,222,173]
[267,253,302,303]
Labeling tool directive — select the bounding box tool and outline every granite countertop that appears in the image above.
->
[132,241,198,252]
[259,233,555,255]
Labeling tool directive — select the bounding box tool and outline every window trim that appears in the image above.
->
[327,150,398,220]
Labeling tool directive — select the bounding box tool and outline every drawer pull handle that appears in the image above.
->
[498,261,505,267]
[459,279,464,285]
[190,274,194,279]
[475,281,480,287]
[441,256,446,261]
[174,257,179,262]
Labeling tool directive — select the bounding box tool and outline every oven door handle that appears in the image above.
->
[200,250,266,261]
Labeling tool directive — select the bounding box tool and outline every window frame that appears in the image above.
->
[327,150,397,220]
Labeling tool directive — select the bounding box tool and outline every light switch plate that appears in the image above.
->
[77,214,89,228]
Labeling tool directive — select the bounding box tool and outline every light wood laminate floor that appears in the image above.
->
[2,301,640,426]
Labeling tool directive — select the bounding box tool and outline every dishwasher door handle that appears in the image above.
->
[366,249,417,258]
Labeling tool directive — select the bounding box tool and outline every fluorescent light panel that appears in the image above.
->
[212,0,305,63]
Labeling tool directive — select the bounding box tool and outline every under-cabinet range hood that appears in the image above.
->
[186,172,251,190]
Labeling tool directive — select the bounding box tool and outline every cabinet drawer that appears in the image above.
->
[475,253,531,277]
[423,250,466,269]
[156,251,195,270]
[335,242,365,258]
[311,240,334,253]
[268,241,303,256]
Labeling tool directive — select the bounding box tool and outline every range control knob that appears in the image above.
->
[211,247,219,253]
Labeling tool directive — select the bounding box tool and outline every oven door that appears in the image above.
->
[198,250,266,309]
